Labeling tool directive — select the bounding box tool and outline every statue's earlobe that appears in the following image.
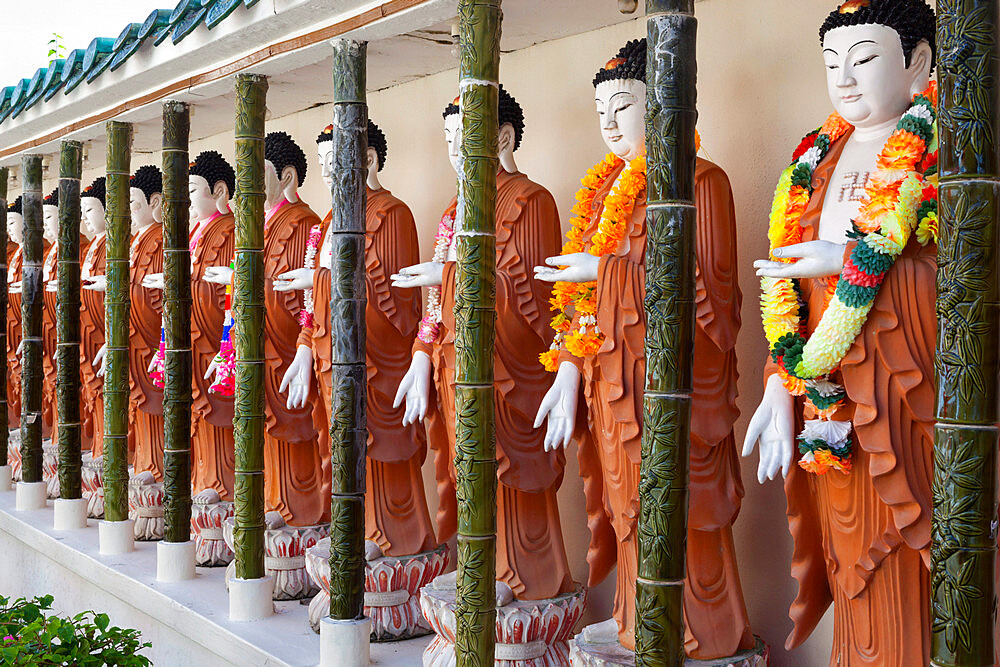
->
[150,192,163,214]
[281,166,298,191]
[213,181,229,204]
[908,41,933,95]
[367,147,378,172]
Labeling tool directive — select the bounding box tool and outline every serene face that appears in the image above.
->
[822,24,914,128]
[444,112,462,175]
[317,141,334,190]
[264,160,281,207]
[130,187,153,232]
[7,212,22,245]
[81,197,105,237]
[189,175,218,223]
[595,78,646,161]
[42,204,58,242]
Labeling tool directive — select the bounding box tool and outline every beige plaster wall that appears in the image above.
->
[67,2,934,663]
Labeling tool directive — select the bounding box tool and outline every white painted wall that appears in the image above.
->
[61,2,945,663]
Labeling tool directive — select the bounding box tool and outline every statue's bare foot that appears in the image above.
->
[364,540,383,562]
[264,511,286,530]
[495,581,514,607]
[131,470,156,486]
[430,570,458,590]
[193,488,221,505]
[581,618,621,643]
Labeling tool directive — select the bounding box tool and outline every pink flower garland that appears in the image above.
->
[298,224,323,329]
[209,262,237,397]
[417,211,456,344]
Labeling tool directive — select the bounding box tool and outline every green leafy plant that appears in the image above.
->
[47,33,66,61]
[0,594,151,666]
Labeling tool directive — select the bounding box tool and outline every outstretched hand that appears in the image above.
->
[390,262,445,289]
[273,267,313,292]
[82,275,106,292]
[754,240,846,280]
[142,273,164,291]
[534,253,600,284]
[279,345,313,410]
[203,266,234,285]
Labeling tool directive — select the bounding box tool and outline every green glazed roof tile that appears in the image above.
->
[83,37,116,83]
[113,23,142,52]
[206,0,241,30]
[41,61,66,101]
[10,79,31,110]
[59,50,85,86]
[23,65,53,111]
[110,23,144,72]
[0,87,14,123]
[171,3,210,44]
[139,9,173,41]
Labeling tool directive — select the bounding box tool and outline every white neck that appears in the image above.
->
[850,116,900,143]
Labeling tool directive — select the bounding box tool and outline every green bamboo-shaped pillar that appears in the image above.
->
[0,167,8,476]
[20,155,44,486]
[454,1,501,664]
[103,121,133,524]
[635,1,698,664]
[232,73,268,582]
[327,39,369,622]
[161,101,192,544]
[932,2,1000,666]
[56,140,83,499]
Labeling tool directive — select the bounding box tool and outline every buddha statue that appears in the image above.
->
[394,86,582,659]
[39,189,59,441]
[533,39,756,660]
[6,195,23,428]
[142,151,237,565]
[205,131,325,600]
[742,1,939,663]
[274,121,445,638]
[125,165,165,540]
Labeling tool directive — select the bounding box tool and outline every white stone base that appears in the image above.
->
[53,497,89,530]
[81,453,104,518]
[223,516,329,600]
[320,616,371,667]
[157,540,197,582]
[128,474,165,541]
[568,630,770,667]
[0,490,432,664]
[16,481,47,510]
[191,498,234,567]
[229,576,275,621]
[99,519,135,555]
[421,581,586,666]
[0,465,11,492]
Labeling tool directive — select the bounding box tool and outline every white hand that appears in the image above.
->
[390,262,444,289]
[393,351,431,426]
[94,344,107,378]
[45,280,57,293]
[204,356,219,381]
[15,340,23,357]
[753,241,846,280]
[534,253,600,284]
[83,275,106,292]
[203,266,234,285]
[533,362,580,451]
[142,273,164,290]
[9,281,21,294]
[741,374,795,484]
[273,267,314,292]
[278,345,313,410]
[147,353,158,375]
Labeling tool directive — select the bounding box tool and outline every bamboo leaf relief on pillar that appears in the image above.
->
[57,140,83,499]
[0,167,8,469]
[455,1,501,665]
[162,101,193,543]
[232,73,268,582]
[103,121,133,523]
[932,2,1000,665]
[20,155,44,485]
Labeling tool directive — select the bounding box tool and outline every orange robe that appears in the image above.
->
[190,211,236,499]
[562,159,753,658]
[416,170,574,601]
[80,234,106,454]
[300,189,436,556]
[262,199,325,526]
[6,242,22,426]
[776,133,935,666]
[128,224,165,479]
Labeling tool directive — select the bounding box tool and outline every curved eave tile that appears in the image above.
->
[42,61,66,101]
[23,66,54,111]
[82,37,117,84]
[172,5,210,44]
[0,87,14,123]
[9,79,31,119]
[139,9,173,41]
[113,23,142,52]
[244,0,260,7]
[206,0,242,29]
[110,24,145,72]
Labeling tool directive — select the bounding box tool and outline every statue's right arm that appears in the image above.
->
[533,361,581,451]
[741,373,795,484]
[394,350,432,426]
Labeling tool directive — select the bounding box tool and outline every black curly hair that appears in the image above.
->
[130,165,162,203]
[8,195,22,214]
[82,176,106,207]
[593,38,646,87]
[442,85,525,151]
[265,131,307,187]
[189,151,235,198]
[820,0,936,69]
[316,120,389,172]
[43,188,58,207]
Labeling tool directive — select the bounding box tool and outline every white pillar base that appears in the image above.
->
[320,616,371,667]
[99,519,135,555]
[157,540,197,582]
[15,481,47,510]
[0,465,11,492]
[53,498,89,530]
[229,576,274,621]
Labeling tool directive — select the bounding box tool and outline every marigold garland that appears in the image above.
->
[539,152,646,372]
[761,84,938,475]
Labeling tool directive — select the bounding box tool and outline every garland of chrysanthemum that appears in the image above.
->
[539,152,646,372]
[208,260,236,397]
[762,85,939,475]
[416,210,457,344]
[298,223,322,329]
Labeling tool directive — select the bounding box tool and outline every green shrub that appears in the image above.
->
[0,594,151,666]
